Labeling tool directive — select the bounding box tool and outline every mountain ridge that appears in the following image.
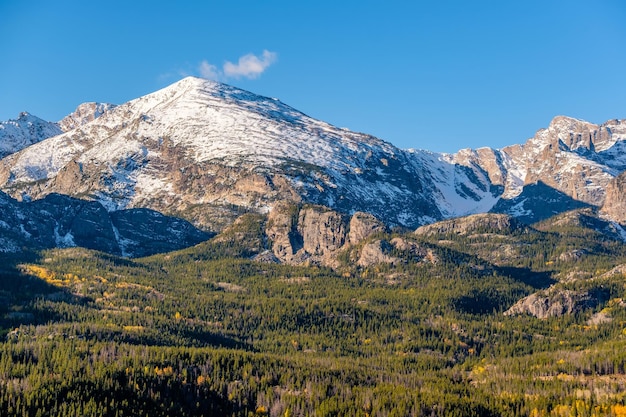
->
[0,112,63,159]
[0,190,210,257]
[0,77,624,240]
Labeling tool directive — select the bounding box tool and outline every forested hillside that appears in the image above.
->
[2,209,626,416]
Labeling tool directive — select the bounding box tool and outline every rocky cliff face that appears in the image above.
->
[355,237,438,267]
[600,171,626,224]
[505,287,610,319]
[519,117,619,206]
[490,117,626,220]
[414,213,526,237]
[266,203,349,267]
[263,203,440,268]
[348,212,387,244]
[440,117,626,224]
[266,201,304,263]
[357,240,398,267]
[265,203,406,267]
[298,206,348,259]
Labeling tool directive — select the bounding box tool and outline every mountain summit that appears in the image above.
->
[0,77,625,233]
[0,112,62,159]
[0,77,444,230]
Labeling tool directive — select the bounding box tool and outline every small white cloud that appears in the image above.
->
[199,60,221,80]
[223,50,277,79]
[197,50,277,81]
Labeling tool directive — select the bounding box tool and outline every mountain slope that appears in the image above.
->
[0,77,624,234]
[0,112,63,159]
[58,102,117,131]
[0,77,447,230]
[0,191,210,257]
[439,116,626,223]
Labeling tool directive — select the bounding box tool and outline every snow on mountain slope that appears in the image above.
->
[430,116,626,223]
[58,102,117,131]
[0,112,63,159]
[0,102,116,161]
[512,117,626,204]
[5,76,385,179]
[0,77,445,229]
[1,77,624,231]
[101,76,400,170]
[406,149,501,218]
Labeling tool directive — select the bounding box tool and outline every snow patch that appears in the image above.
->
[110,221,136,257]
[53,227,76,248]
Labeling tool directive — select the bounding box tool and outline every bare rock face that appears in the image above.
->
[389,237,439,264]
[267,203,391,267]
[348,211,387,244]
[520,117,625,207]
[598,263,626,280]
[452,147,507,187]
[415,213,523,236]
[356,237,438,267]
[298,206,348,257]
[600,171,626,224]
[358,240,398,267]
[558,249,587,262]
[266,201,302,263]
[252,250,281,263]
[505,287,609,319]
[535,116,601,152]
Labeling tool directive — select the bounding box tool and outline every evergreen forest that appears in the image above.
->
[2,210,626,416]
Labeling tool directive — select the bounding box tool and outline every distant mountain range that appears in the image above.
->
[1,76,625,256]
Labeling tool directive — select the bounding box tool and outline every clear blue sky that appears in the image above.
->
[1,0,624,153]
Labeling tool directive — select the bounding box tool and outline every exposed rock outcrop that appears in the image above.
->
[298,206,348,258]
[266,201,303,263]
[267,204,348,267]
[558,249,587,263]
[519,117,623,207]
[357,240,398,267]
[415,213,524,236]
[349,212,387,244]
[534,207,626,240]
[600,171,626,224]
[505,287,609,319]
[390,237,439,264]
[355,237,438,267]
[598,263,626,280]
[266,203,395,267]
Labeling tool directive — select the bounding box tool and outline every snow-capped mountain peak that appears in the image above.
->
[0,112,63,159]
[0,77,441,229]
[0,77,625,233]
